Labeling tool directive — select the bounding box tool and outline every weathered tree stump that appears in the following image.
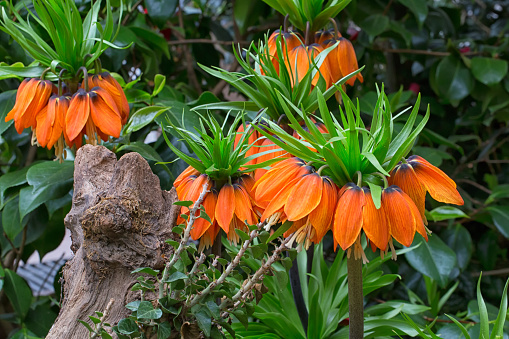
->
[47,145,179,338]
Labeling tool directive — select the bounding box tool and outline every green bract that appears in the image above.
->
[253,86,429,207]
[0,0,122,75]
[195,36,362,121]
[261,0,351,32]
[162,114,277,181]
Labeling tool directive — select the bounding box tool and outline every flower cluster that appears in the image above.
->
[184,87,465,261]
[267,26,363,89]
[174,169,259,251]
[5,71,128,160]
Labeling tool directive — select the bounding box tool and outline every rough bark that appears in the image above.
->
[47,145,179,338]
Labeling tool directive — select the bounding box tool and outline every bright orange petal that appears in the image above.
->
[66,89,90,141]
[332,183,365,250]
[285,173,323,221]
[337,38,363,86]
[309,177,338,242]
[383,186,415,247]
[174,165,200,188]
[261,175,304,222]
[233,184,256,225]
[191,191,217,240]
[409,156,464,206]
[184,174,210,205]
[176,175,196,200]
[401,189,428,241]
[35,103,51,147]
[255,162,311,205]
[389,163,427,222]
[362,188,389,251]
[215,184,235,233]
[89,87,122,138]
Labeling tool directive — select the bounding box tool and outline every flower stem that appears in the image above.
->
[347,254,364,339]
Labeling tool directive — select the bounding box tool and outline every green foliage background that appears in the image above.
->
[0,0,508,338]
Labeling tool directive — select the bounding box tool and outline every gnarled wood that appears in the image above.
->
[47,145,179,338]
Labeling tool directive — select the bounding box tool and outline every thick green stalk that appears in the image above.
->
[347,255,364,339]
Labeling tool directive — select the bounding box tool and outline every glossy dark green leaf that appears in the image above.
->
[485,184,509,204]
[471,57,508,86]
[195,309,212,337]
[19,179,73,220]
[442,224,473,271]
[125,106,168,134]
[4,269,32,320]
[2,196,24,240]
[0,90,16,135]
[157,321,172,339]
[137,301,162,320]
[165,271,188,283]
[405,235,457,288]
[145,0,178,28]
[487,206,509,239]
[131,267,160,277]
[26,161,74,191]
[435,56,474,102]
[0,166,29,208]
[360,15,389,40]
[117,318,138,334]
[427,206,468,222]
[398,0,428,26]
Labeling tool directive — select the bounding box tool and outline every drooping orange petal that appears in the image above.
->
[174,165,200,188]
[47,96,70,149]
[409,155,464,206]
[191,191,217,240]
[35,104,51,147]
[89,87,122,138]
[90,72,130,124]
[176,175,196,200]
[184,174,210,206]
[309,177,338,242]
[267,30,303,74]
[362,188,389,251]
[322,39,343,84]
[401,189,428,241]
[336,38,363,86]
[285,173,323,221]
[332,183,365,250]
[382,186,415,247]
[6,78,31,123]
[253,157,304,190]
[255,162,311,204]
[233,184,256,225]
[389,163,427,222]
[215,184,235,233]
[261,175,304,222]
[287,44,331,88]
[19,80,53,131]
[66,89,90,141]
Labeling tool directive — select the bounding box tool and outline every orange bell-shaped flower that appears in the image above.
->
[321,37,363,86]
[267,29,303,74]
[35,94,70,149]
[286,44,332,88]
[389,155,464,222]
[66,87,122,143]
[84,72,130,124]
[6,78,54,133]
